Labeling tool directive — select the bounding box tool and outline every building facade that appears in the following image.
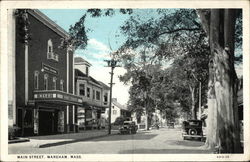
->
[75,57,110,130]
[103,98,131,123]
[8,9,82,136]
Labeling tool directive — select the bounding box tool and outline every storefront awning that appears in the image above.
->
[34,90,83,106]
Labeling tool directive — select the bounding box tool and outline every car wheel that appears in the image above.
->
[189,129,197,135]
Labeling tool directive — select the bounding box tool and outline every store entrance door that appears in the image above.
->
[39,110,56,135]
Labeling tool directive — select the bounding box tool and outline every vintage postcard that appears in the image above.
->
[0,0,249,161]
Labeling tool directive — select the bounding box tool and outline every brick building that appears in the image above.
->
[8,9,82,136]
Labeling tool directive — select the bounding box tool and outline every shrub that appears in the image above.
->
[8,125,20,140]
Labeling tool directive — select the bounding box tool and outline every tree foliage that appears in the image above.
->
[116,9,210,121]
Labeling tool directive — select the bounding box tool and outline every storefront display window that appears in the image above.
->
[24,109,33,128]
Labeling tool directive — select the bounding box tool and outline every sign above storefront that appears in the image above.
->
[34,90,82,106]
[42,63,59,75]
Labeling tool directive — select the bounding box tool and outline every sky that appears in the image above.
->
[40,9,131,105]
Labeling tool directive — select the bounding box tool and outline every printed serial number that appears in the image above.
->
[217,155,230,158]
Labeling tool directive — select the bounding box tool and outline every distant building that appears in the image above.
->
[74,57,110,130]
[8,9,82,136]
[103,98,131,123]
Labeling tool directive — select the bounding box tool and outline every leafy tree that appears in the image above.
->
[120,63,162,130]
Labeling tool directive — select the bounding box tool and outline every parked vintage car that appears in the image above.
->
[119,121,138,134]
[182,120,206,141]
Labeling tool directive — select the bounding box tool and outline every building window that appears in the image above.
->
[60,80,64,91]
[87,87,90,98]
[52,77,57,90]
[113,110,117,115]
[86,66,89,76]
[34,71,39,90]
[104,92,108,105]
[47,39,58,61]
[96,91,100,100]
[79,84,85,96]
[93,89,95,99]
[44,74,48,90]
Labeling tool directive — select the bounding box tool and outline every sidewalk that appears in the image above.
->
[24,129,118,148]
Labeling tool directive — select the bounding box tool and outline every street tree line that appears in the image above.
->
[64,8,242,153]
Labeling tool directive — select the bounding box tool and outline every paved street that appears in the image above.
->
[9,127,212,154]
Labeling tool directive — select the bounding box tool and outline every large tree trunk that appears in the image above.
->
[197,9,241,153]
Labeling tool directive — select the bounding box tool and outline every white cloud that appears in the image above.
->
[88,38,110,54]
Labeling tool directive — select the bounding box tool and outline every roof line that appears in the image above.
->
[28,9,69,38]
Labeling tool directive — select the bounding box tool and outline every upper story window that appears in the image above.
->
[86,66,89,76]
[104,92,108,105]
[52,77,57,90]
[47,39,58,62]
[60,79,64,91]
[34,71,39,90]
[79,84,85,96]
[87,87,90,98]
[92,89,95,100]
[44,74,48,90]
[96,91,100,100]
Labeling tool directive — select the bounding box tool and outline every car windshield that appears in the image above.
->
[189,121,200,126]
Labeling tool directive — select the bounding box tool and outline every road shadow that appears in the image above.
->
[118,148,212,154]
[39,131,157,148]
[92,132,157,142]
[165,140,205,147]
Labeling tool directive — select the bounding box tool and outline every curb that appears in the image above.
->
[9,138,30,144]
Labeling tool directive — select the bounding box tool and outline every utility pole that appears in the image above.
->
[105,59,120,134]
[198,81,202,119]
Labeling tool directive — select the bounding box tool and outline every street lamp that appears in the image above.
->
[105,59,120,134]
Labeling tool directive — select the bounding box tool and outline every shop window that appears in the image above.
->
[93,89,95,99]
[52,77,57,90]
[87,87,90,98]
[79,84,85,96]
[47,39,58,61]
[34,71,39,90]
[44,74,48,90]
[96,91,100,100]
[24,109,33,128]
[60,79,64,91]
